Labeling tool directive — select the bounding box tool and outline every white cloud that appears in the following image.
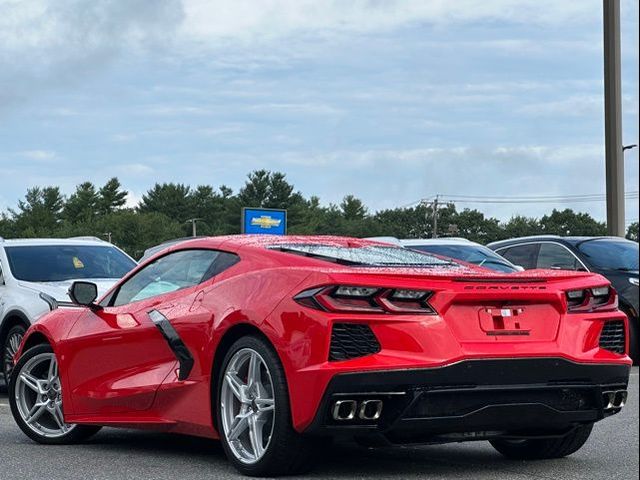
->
[519,93,639,117]
[179,0,599,44]
[142,105,213,116]
[197,124,246,136]
[18,150,57,161]
[0,0,183,114]
[247,102,343,116]
[0,0,605,68]
[0,0,183,57]
[125,190,143,209]
[265,143,637,221]
[111,133,137,143]
[278,144,606,171]
[115,163,154,176]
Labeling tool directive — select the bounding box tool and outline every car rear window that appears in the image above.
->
[268,244,459,267]
[577,239,639,271]
[4,245,136,282]
[406,244,518,273]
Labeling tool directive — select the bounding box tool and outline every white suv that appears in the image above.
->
[0,237,136,384]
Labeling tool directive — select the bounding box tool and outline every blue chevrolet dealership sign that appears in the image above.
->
[242,208,287,235]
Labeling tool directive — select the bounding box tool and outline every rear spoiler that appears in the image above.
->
[454,277,547,283]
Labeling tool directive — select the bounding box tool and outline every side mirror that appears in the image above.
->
[68,281,100,309]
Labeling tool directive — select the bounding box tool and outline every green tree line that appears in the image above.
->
[0,170,637,259]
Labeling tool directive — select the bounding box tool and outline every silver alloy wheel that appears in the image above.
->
[3,330,23,380]
[14,352,76,438]
[220,348,276,464]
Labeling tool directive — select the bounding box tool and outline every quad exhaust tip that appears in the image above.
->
[332,399,383,421]
[602,390,628,411]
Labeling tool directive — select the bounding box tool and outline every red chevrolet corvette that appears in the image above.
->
[9,235,631,476]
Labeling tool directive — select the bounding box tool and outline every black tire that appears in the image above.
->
[3,324,27,385]
[216,335,316,476]
[490,424,593,460]
[9,344,101,445]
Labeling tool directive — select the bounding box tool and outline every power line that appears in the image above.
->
[436,191,638,200]
[432,192,638,205]
[441,193,613,200]
[397,191,639,210]
[440,196,638,205]
[402,191,639,206]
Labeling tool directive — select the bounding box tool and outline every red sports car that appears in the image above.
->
[9,235,631,476]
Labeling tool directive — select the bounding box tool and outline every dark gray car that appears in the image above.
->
[488,236,639,362]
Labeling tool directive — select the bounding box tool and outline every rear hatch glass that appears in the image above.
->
[268,244,459,268]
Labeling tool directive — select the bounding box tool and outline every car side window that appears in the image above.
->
[498,244,539,270]
[110,249,237,307]
[536,243,579,270]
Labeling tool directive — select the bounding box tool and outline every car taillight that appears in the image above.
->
[566,286,618,313]
[294,285,436,314]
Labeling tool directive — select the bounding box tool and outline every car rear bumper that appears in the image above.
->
[304,358,630,444]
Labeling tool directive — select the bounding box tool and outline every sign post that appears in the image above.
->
[241,208,287,235]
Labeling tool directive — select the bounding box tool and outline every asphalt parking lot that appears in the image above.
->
[0,368,638,480]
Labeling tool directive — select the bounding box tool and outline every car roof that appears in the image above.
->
[487,235,624,249]
[142,234,401,259]
[139,236,207,260]
[364,236,403,246]
[0,237,111,247]
[213,234,389,249]
[401,238,478,246]
[138,234,437,271]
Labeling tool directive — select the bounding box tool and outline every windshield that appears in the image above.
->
[577,239,639,272]
[406,244,518,273]
[5,245,136,282]
[269,244,459,268]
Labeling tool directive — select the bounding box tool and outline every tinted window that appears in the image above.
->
[112,249,237,306]
[577,239,639,271]
[536,243,580,270]
[408,244,518,273]
[4,245,135,282]
[498,244,539,270]
[269,244,459,268]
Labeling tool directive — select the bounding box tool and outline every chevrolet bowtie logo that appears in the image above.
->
[251,215,282,229]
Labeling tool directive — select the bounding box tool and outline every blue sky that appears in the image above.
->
[0,0,638,224]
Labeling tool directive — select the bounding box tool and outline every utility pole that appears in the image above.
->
[185,218,203,237]
[432,195,439,239]
[423,195,443,238]
[603,0,625,237]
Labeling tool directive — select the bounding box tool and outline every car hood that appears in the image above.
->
[17,279,119,302]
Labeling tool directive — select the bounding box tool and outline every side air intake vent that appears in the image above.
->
[599,320,626,354]
[329,323,380,361]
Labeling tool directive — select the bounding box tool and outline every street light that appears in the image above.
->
[185,218,203,237]
[603,0,624,237]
